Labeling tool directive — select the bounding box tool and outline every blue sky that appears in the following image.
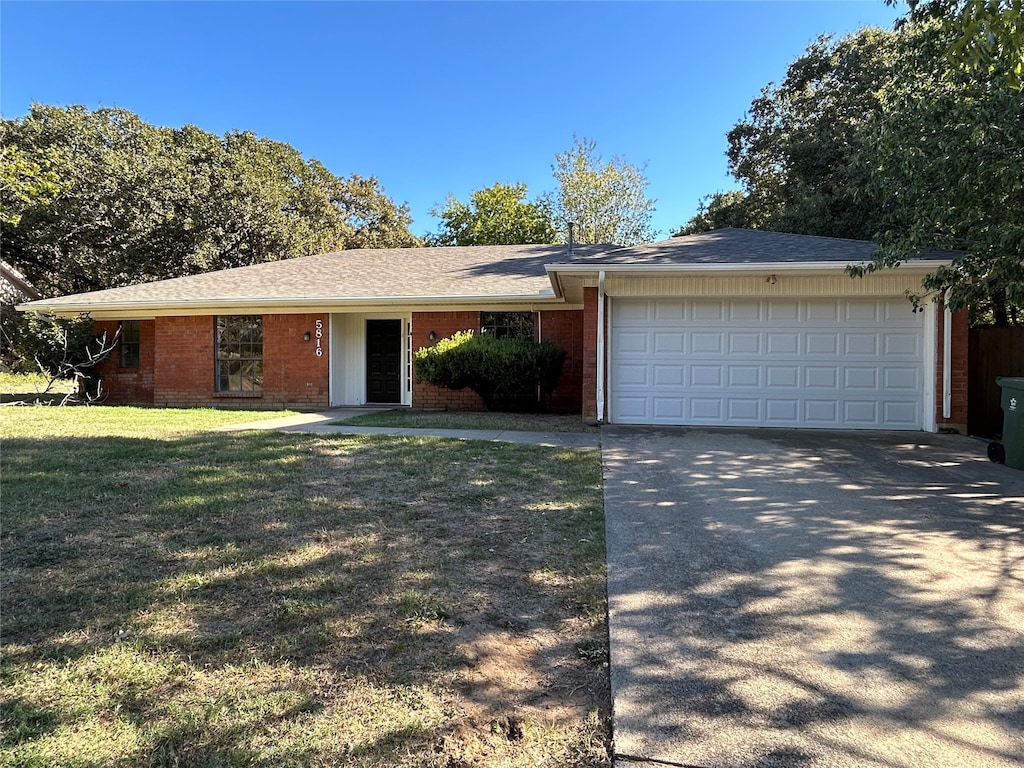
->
[1,1,903,241]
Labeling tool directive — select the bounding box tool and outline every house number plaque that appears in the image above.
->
[315,318,324,357]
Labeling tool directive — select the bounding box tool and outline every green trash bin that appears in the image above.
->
[994,377,1024,470]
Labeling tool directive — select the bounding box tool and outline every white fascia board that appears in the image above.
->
[546,260,951,277]
[17,292,565,318]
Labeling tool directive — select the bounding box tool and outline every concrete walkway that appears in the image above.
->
[213,408,600,449]
[602,426,1024,768]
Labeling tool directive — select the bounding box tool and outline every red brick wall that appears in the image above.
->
[94,308,588,413]
[148,313,330,409]
[263,314,331,407]
[582,288,600,420]
[935,306,970,432]
[153,316,212,406]
[539,309,583,413]
[411,310,585,413]
[411,311,487,411]
[94,320,155,404]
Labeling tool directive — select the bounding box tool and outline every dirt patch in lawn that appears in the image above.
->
[336,407,600,433]
[2,419,609,767]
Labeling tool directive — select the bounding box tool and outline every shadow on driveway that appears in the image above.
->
[602,427,1024,768]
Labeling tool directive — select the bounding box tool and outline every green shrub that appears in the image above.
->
[414,330,566,411]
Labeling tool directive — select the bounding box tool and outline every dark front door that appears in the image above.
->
[366,319,402,403]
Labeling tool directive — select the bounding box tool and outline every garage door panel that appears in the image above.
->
[728,366,760,387]
[616,364,650,386]
[844,401,879,423]
[845,333,879,355]
[768,301,800,321]
[653,301,685,321]
[653,332,684,353]
[844,368,879,389]
[884,368,919,390]
[610,298,924,430]
[766,399,800,422]
[691,365,723,386]
[729,302,761,321]
[804,400,839,424]
[767,333,799,354]
[617,302,652,322]
[653,397,686,419]
[615,396,650,420]
[806,334,840,355]
[729,333,761,354]
[692,333,724,353]
[727,399,760,421]
[805,367,839,388]
[846,301,882,321]
[654,365,685,386]
[766,366,799,388]
[692,303,723,321]
[884,401,919,425]
[614,331,649,354]
[885,333,919,356]
[690,398,723,420]
[806,300,841,322]
[883,300,917,322]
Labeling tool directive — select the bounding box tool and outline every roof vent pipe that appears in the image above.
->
[568,222,576,257]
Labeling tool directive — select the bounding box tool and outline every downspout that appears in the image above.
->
[943,292,952,420]
[597,270,606,423]
[536,310,542,403]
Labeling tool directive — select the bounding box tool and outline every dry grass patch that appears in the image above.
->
[335,408,599,433]
[1,409,609,767]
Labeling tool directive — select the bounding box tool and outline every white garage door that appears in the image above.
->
[610,298,925,429]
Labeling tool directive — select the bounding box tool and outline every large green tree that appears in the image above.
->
[850,16,1024,323]
[899,0,1024,88]
[676,16,1022,323]
[676,26,899,240]
[676,190,760,236]
[1,104,420,297]
[552,136,657,246]
[427,182,556,246]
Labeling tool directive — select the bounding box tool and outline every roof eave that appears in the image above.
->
[17,291,564,317]
[546,260,952,276]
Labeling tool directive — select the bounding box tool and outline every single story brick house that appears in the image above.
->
[20,228,968,432]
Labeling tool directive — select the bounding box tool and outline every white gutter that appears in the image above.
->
[943,293,952,420]
[17,292,566,317]
[597,270,606,423]
[546,259,952,276]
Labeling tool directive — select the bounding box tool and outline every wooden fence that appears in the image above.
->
[969,326,1024,437]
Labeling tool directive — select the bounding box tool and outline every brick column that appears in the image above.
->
[935,306,969,432]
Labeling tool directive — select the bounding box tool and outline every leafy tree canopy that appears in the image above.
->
[898,0,1024,89]
[552,136,657,246]
[675,15,1022,323]
[1,104,420,297]
[675,190,760,237]
[427,182,556,246]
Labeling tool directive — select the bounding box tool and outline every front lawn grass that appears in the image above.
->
[337,408,599,433]
[0,372,76,404]
[0,404,298,439]
[1,407,610,767]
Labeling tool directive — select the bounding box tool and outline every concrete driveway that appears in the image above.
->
[602,427,1024,768]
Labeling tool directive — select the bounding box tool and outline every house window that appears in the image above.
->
[481,311,536,341]
[216,315,263,393]
[119,320,140,368]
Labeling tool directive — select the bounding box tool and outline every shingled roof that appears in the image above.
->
[19,229,955,318]
[563,228,956,266]
[20,243,609,315]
